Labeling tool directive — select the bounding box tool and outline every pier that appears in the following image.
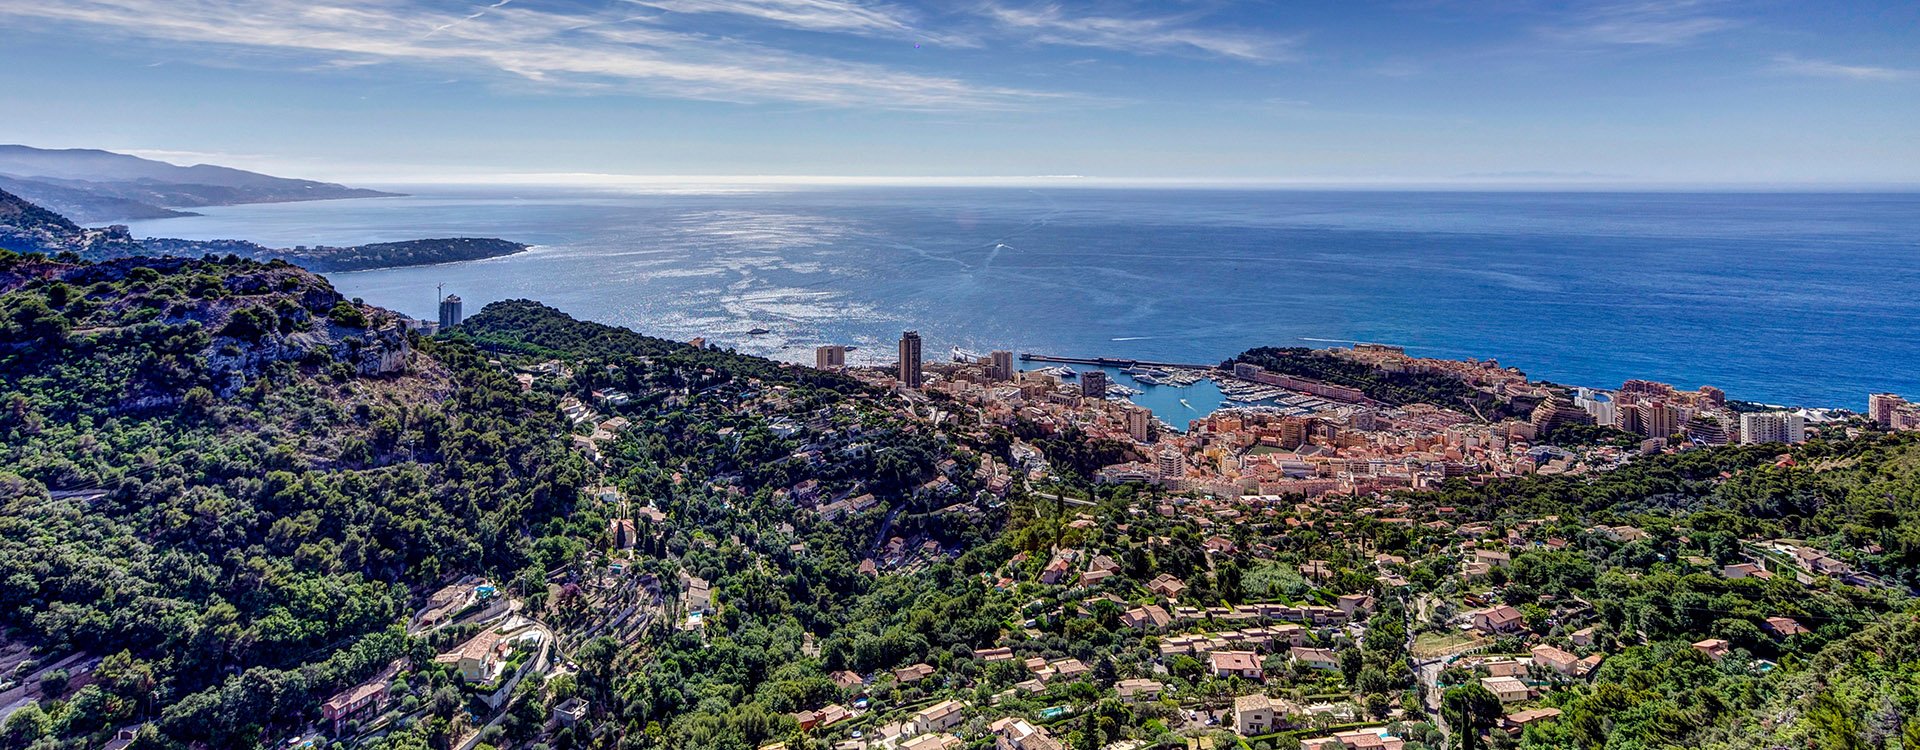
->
[1020,353,1219,370]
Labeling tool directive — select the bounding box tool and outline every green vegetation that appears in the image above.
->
[0,254,591,748]
[5,251,1920,750]
[1227,347,1493,410]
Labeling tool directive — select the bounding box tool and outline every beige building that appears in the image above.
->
[1234,693,1275,735]
[1481,675,1530,703]
[913,699,966,734]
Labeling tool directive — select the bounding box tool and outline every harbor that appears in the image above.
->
[1018,353,1327,431]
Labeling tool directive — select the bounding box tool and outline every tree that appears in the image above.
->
[0,705,50,750]
[1441,684,1503,750]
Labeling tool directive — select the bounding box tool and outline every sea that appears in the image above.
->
[124,187,1920,417]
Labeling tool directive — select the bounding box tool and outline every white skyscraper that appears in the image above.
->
[1740,411,1806,444]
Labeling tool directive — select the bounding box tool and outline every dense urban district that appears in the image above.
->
[6,194,1920,750]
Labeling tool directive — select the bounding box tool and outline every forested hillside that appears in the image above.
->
[5,253,1920,750]
[0,251,592,748]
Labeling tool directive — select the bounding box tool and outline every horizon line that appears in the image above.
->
[353,171,1920,192]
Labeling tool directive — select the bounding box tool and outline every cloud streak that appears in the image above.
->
[1539,0,1734,46]
[1772,55,1913,82]
[978,3,1300,62]
[0,0,1060,109]
[620,0,916,35]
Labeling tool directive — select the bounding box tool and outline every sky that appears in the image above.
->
[0,0,1915,186]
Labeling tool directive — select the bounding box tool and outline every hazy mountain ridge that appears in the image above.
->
[0,187,526,271]
[0,145,400,222]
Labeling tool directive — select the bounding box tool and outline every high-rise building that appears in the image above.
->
[1156,448,1186,487]
[897,331,923,388]
[1636,401,1679,439]
[1127,407,1152,443]
[991,350,1015,381]
[1081,370,1109,398]
[1531,395,1594,435]
[1740,411,1806,444]
[1870,393,1909,427]
[438,294,463,329]
[1616,399,1678,439]
[1277,417,1308,449]
[815,345,846,370]
[1685,414,1733,445]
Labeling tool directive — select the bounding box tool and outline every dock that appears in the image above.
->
[1021,353,1218,370]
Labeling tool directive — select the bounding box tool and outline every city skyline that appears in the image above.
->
[0,0,1915,186]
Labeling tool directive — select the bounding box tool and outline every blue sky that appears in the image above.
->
[0,0,1915,185]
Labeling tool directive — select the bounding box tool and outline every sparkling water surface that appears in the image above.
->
[126,187,1920,411]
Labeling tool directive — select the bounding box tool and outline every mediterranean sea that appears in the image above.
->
[125,187,1920,412]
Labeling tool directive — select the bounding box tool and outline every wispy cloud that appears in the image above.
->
[1772,54,1914,82]
[619,0,916,35]
[978,3,1301,62]
[0,0,1062,109]
[1539,1,1734,46]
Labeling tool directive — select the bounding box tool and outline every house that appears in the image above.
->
[1148,573,1188,599]
[1597,525,1648,542]
[807,704,851,728]
[609,518,638,550]
[1570,626,1598,648]
[1574,654,1604,676]
[1211,650,1265,680]
[895,663,937,683]
[551,697,589,727]
[1040,557,1072,585]
[1503,707,1562,731]
[974,647,1015,662]
[433,628,509,682]
[1471,605,1526,635]
[1474,549,1513,568]
[1693,638,1732,661]
[322,659,404,733]
[1529,645,1579,677]
[901,734,964,750]
[913,699,967,734]
[415,582,476,629]
[1234,693,1275,735]
[1203,536,1238,555]
[1722,562,1772,580]
[1481,676,1531,703]
[1289,646,1341,672]
[1301,729,1406,750]
[1116,678,1164,703]
[1481,658,1529,678]
[1334,729,1406,750]
[990,717,1064,750]
[1079,568,1117,586]
[1336,594,1376,618]
[830,670,865,690]
[1122,605,1173,630]
[1045,658,1090,682]
[1764,616,1810,637]
[682,572,713,614]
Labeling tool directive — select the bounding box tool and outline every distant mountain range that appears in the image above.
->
[0,144,400,223]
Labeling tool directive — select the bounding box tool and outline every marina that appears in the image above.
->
[1022,354,1334,430]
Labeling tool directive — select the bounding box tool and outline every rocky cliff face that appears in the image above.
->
[1,253,417,410]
